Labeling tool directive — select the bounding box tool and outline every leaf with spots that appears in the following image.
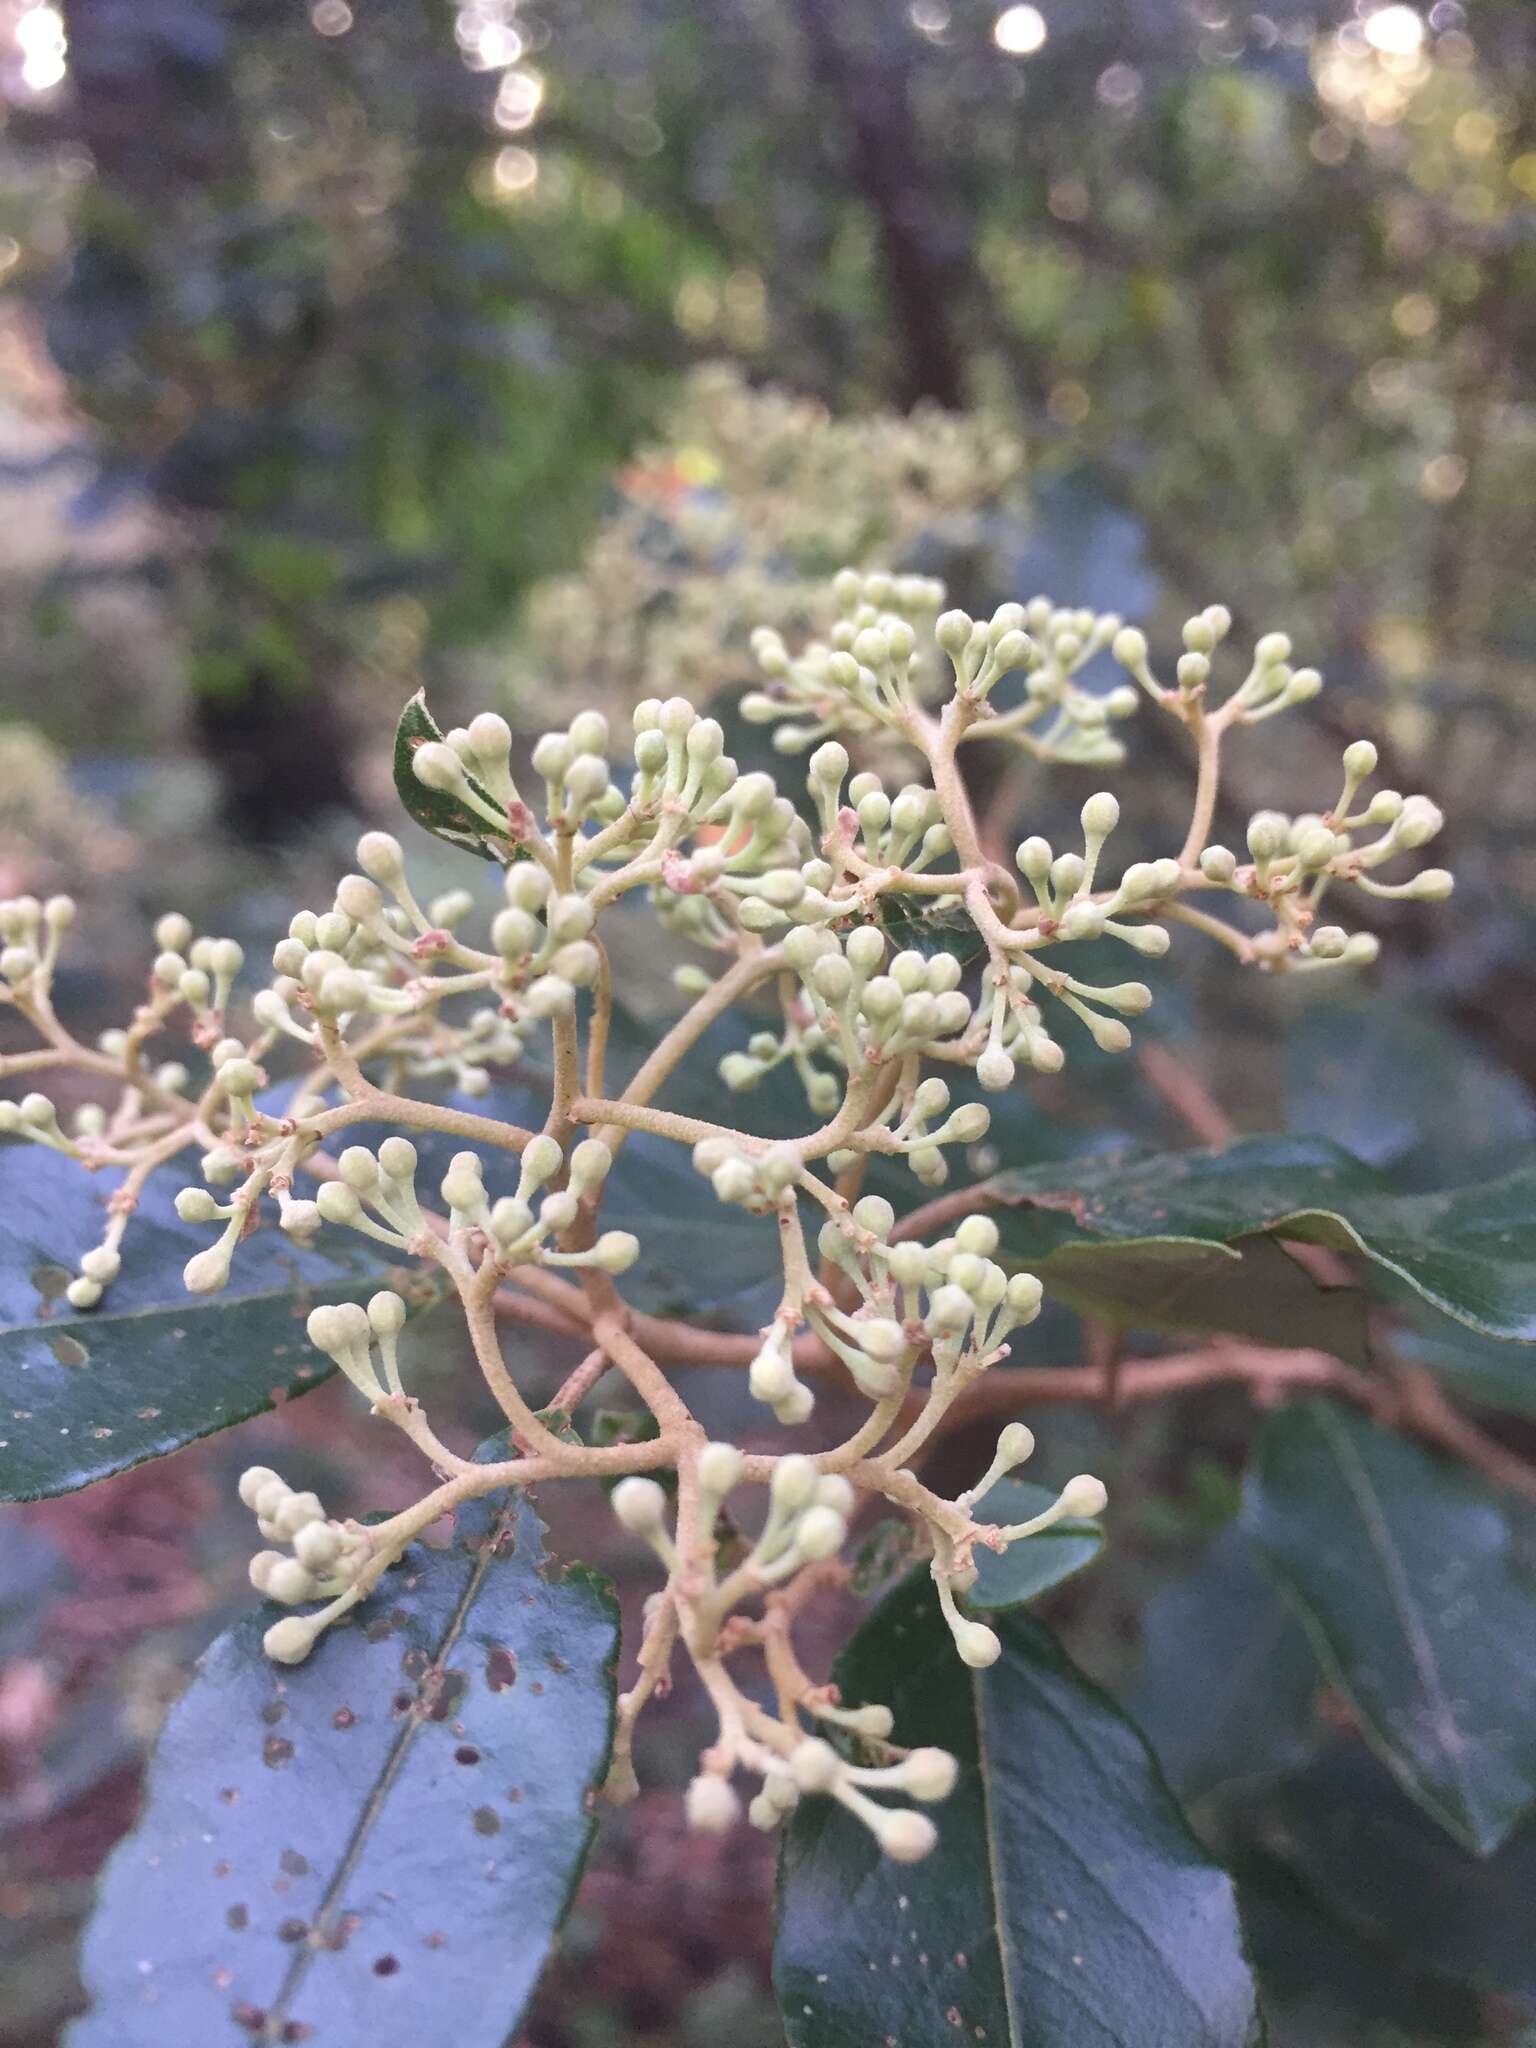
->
[775,1573,1264,2047]
[67,1452,619,2047]
[985,1136,1536,1352]
[1241,1398,1536,1855]
[393,689,528,865]
[0,1144,401,1502]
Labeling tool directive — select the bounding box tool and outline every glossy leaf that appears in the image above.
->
[1286,997,1536,1194]
[69,1465,618,2047]
[776,1575,1263,2047]
[966,1475,1104,1609]
[1242,1399,1536,1854]
[988,1136,1536,1347]
[1237,1865,1490,2048]
[0,1144,396,1502]
[392,689,526,865]
[1128,1526,1320,1804]
[1235,1745,1536,2013]
[1393,1315,1536,1418]
[869,897,986,969]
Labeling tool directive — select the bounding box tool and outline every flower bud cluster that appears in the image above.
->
[941,597,1138,766]
[304,1291,411,1405]
[438,1132,640,1274]
[621,1444,961,1862]
[238,1465,377,1665]
[743,1205,1043,1424]
[240,1463,369,1600]
[1113,607,1321,725]
[741,570,947,750]
[1183,742,1450,968]
[805,740,954,885]
[771,923,976,1113]
[0,892,76,1001]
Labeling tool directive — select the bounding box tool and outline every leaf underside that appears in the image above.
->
[988,1134,1536,1352]
[776,1574,1263,2048]
[68,1475,619,2048]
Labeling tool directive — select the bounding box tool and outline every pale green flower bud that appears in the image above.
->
[505,863,553,912]
[795,1506,847,1560]
[1005,1273,1044,1319]
[263,1615,321,1664]
[698,1442,745,1498]
[954,1215,1000,1257]
[1060,1474,1109,1518]
[685,1775,740,1834]
[338,1145,380,1191]
[592,1231,640,1274]
[952,1618,1002,1668]
[1396,796,1444,849]
[902,1748,959,1803]
[612,1476,668,1535]
[1246,811,1290,861]
[771,1454,818,1513]
[368,1290,407,1337]
[1081,791,1120,840]
[976,1048,1015,1093]
[413,741,469,793]
[238,1465,283,1510]
[184,1243,233,1294]
[524,975,575,1018]
[316,1182,362,1225]
[936,609,973,655]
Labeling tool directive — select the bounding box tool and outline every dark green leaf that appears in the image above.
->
[0,1145,397,1502]
[1287,997,1536,1194]
[1237,1864,1490,2048]
[1232,1745,1536,2015]
[68,1467,618,2047]
[1128,1527,1320,1804]
[1394,1315,1536,1418]
[869,896,987,969]
[988,1136,1536,1347]
[848,1515,928,1599]
[967,1475,1104,1609]
[776,1575,1263,2047]
[392,689,527,864]
[1242,1399,1536,1854]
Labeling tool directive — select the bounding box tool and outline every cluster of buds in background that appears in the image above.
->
[0,563,1453,1862]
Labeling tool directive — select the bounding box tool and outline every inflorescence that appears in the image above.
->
[0,566,1452,1862]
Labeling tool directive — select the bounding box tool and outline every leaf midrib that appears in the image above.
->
[262,1508,513,2034]
[1306,1402,1483,1838]
[973,1647,1220,2046]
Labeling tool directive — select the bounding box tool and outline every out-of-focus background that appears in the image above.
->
[1,3,1534,2043]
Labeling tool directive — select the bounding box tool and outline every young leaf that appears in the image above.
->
[1127,1526,1320,1804]
[1242,1398,1536,1854]
[392,690,526,864]
[987,1135,1536,1347]
[776,1575,1263,2047]
[68,1478,618,2047]
[967,1475,1104,1609]
[0,1145,397,1502]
